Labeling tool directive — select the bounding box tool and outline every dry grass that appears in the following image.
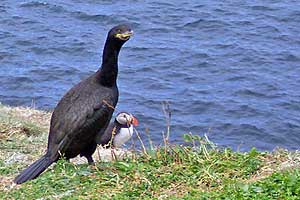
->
[0,103,300,199]
[0,103,131,161]
[0,117,131,195]
[0,103,50,139]
[0,104,48,169]
[0,103,133,188]
[247,149,300,183]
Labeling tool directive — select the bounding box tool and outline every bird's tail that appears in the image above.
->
[14,154,54,184]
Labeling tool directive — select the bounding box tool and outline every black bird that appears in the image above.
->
[14,24,133,184]
[97,112,139,148]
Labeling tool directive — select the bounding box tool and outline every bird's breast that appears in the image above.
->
[113,126,133,147]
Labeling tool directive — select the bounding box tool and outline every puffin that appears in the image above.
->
[14,24,133,184]
[97,112,139,148]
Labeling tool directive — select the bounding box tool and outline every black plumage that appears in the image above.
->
[14,24,133,184]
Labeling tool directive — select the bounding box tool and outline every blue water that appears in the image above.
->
[0,1,300,151]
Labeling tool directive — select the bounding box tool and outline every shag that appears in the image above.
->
[14,24,133,184]
[97,112,138,148]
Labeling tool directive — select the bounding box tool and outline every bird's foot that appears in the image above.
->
[85,156,95,165]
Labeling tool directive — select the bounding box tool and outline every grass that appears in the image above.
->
[0,103,300,199]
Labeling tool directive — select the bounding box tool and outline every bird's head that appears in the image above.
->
[108,24,133,42]
[115,112,139,127]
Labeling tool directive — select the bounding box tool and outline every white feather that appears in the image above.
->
[113,125,134,147]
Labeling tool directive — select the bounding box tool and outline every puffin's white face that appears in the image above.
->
[115,112,138,126]
[113,112,138,148]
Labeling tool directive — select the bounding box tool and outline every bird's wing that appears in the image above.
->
[47,80,116,153]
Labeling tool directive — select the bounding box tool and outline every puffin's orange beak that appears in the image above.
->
[131,116,139,126]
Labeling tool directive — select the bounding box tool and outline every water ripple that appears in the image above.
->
[0,0,299,151]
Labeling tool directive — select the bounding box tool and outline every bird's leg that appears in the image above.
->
[85,155,95,165]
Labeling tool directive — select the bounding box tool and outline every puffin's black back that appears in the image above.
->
[14,24,133,184]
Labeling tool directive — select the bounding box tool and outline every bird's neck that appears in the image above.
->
[97,38,123,87]
[115,120,130,128]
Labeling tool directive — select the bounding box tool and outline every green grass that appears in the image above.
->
[0,104,299,199]
[1,146,299,199]
[0,147,262,199]
[200,169,300,200]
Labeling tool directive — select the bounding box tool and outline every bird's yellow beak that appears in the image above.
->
[115,30,134,41]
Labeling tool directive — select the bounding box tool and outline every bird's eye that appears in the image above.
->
[117,29,121,33]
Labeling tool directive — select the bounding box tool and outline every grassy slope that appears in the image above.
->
[0,103,299,199]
